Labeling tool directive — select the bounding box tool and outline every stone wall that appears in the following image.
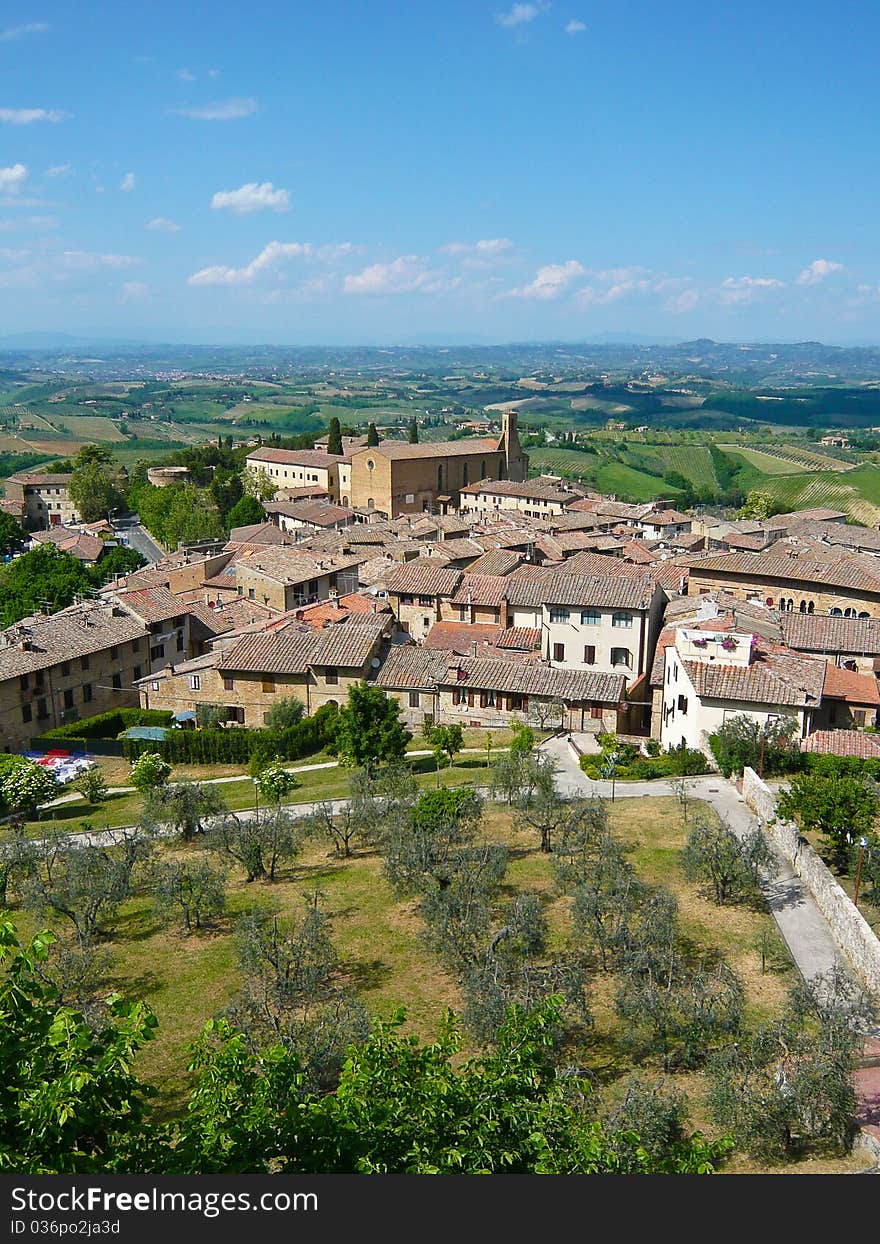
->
[742,767,880,995]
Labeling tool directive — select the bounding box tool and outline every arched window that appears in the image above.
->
[859,611,870,619]
[437,464,443,491]
[462,461,469,487]
[807,601,814,614]
[830,607,843,616]
[367,497,375,510]
[845,607,855,618]
[799,600,807,613]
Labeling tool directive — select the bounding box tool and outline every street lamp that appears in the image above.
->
[853,837,869,908]
[600,750,619,803]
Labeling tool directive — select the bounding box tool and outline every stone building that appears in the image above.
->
[138,614,390,725]
[3,473,77,530]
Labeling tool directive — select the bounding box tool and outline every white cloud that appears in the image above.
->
[207,68,221,77]
[188,240,311,286]
[316,242,354,261]
[664,288,700,314]
[177,69,196,82]
[343,255,438,295]
[496,4,547,28]
[60,251,140,271]
[121,281,148,301]
[719,275,785,305]
[119,172,136,192]
[0,214,57,232]
[169,97,257,121]
[508,259,586,299]
[0,107,68,124]
[797,258,844,285]
[565,19,586,34]
[0,164,27,194]
[146,216,181,232]
[0,22,50,42]
[45,163,71,178]
[210,181,290,214]
[443,237,513,256]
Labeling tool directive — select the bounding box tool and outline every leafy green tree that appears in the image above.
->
[422,721,464,769]
[153,857,227,932]
[241,467,277,501]
[0,544,92,628]
[738,490,779,520]
[327,416,343,456]
[24,830,149,947]
[680,817,777,905]
[75,768,109,806]
[708,713,799,778]
[208,806,301,881]
[707,967,876,1161]
[142,781,227,842]
[366,422,379,447]
[228,905,369,1092]
[263,696,305,730]
[332,681,411,771]
[0,919,159,1174]
[195,703,229,729]
[0,510,27,555]
[69,459,127,524]
[227,494,266,530]
[129,750,171,792]
[1,760,59,816]
[490,746,553,807]
[208,467,244,520]
[570,834,644,970]
[254,761,298,806]
[383,787,485,896]
[777,771,879,868]
[89,544,147,585]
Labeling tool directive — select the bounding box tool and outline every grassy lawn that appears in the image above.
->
[8,783,870,1172]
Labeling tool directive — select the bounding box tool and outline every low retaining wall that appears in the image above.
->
[742,767,880,996]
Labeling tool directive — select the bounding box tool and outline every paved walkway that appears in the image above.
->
[539,733,845,986]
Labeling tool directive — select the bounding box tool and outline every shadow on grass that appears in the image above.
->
[346,957,393,992]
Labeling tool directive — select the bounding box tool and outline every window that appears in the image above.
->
[21,703,31,724]
[611,647,631,667]
[63,689,74,710]
[401,594,414,605]
[262,677,276,693]
[60,661,70,677]
[37,698,48,720]
[405,493,415,504]
[677,694,688,714]
[453,686,466,704]
[308,580,318,594]
[177,632,185,651]
[408,690,420,708]
[189,675,201,690]
[134,665,142,681]
[418,595,433,607]
[479,689,497,708]
[83,684,92,703]
[549,607,570,623]
[223,676,234,691]
[830,607,843,617]
[581,610,600,626]
[112,673,122,690]
[325,667,338,685]
[591,704,603,720]
[150,644,165,660]
[611,611,633,628]
[110,645,119,660]
[132,639,140,654]
[583,644,596,664]
[553,643,565,662]
[19,674,28,691]
[248,588,256,600]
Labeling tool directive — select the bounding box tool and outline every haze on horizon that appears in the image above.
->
[1,1,878,347]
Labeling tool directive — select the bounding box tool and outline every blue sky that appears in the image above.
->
[1,1,879,345]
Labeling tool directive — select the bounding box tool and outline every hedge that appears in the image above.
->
[579,745,709,782]
[40,708,175,741]
[121,704,338,765]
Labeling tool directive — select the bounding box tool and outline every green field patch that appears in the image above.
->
[49,415,128,441]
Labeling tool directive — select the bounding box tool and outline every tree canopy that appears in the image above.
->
[331,681,411,771]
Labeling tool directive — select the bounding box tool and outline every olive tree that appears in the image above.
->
[153,856,227,932]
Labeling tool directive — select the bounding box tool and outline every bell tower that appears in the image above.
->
[498,409,528,482]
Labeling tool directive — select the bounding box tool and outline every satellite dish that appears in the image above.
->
[371,657,381,668]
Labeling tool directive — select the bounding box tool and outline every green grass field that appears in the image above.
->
[46,415,128,441]
[717,445,806,475]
